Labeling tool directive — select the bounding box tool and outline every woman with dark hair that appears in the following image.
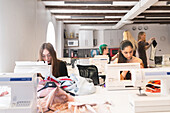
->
[138,32,155,68]
[114,40,143,80]
[39,43,68,78]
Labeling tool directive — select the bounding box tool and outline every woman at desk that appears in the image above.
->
[99,44,118,63]
[99,44,111,63]
[111,31,138,61]
[39,43,68,78]
[115,40,144,80]
[99,44,109,55]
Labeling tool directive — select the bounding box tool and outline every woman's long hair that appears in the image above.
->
[118,40,133,63]
[138,31,145,42]
[39,43,60,78]
[123,30,138,51]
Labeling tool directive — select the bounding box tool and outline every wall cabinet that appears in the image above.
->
[79,30,93,48]
[94,30,103,47]
[103,30,123,48]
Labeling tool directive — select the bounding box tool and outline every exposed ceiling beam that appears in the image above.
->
[64,21,170,24]
[139,13,170,17]
[46,6,133,10]
[159,0,170,1]
[42,0,139,1]
[133,20,170,22]
[64,22,117,24]
[148,6,170,10]
[133,18,170,21]
[52,13,126,16]
[134,22,170,24]
[56,18,121,21]
[42,0,170,26]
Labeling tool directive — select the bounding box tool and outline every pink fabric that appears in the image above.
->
[0,91,9,97]
[68,102,113,113]
[37,85,55,98]
[37,87,74,113]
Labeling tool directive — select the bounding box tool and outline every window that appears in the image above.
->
[46,22,56,50]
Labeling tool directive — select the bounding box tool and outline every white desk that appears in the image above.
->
[75,86,135,113]
[75,87,170,113]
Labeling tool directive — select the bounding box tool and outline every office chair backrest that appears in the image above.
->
[77,65,99,85]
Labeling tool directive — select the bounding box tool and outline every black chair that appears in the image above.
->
[77,64,99,85]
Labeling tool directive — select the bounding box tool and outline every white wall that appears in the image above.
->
[36,0,51,53]
[0,0,60,72]
[0,0,37,72]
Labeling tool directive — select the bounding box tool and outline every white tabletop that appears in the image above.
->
[75,86,137,113]
[75,86,170,113]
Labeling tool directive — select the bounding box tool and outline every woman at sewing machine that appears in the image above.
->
[99,44,117,63]
[39,43,68,78]
[114,40,144,80]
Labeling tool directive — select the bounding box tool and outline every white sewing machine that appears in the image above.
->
[0,73,38,113]
[105,63,140,90]
[14,61,51,77]
[132,68,170,95]
[89,55,109,75]
[129,68,170,113]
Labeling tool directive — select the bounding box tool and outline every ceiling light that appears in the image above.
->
[65,1,112,5]
[50,10,129,13]
[105,16,123,18]
[153,1,167,6]
[112,2,137,6]
[43,1,64,5]
[55,16,71,19]
[80,26,113,30]
[120,20,133,24]
[136,16,145,18]
[63,21,118,23]
[71,16,104,19]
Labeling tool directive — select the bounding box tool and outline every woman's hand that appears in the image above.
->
[148,37,155,44]
[145,37,156,50]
